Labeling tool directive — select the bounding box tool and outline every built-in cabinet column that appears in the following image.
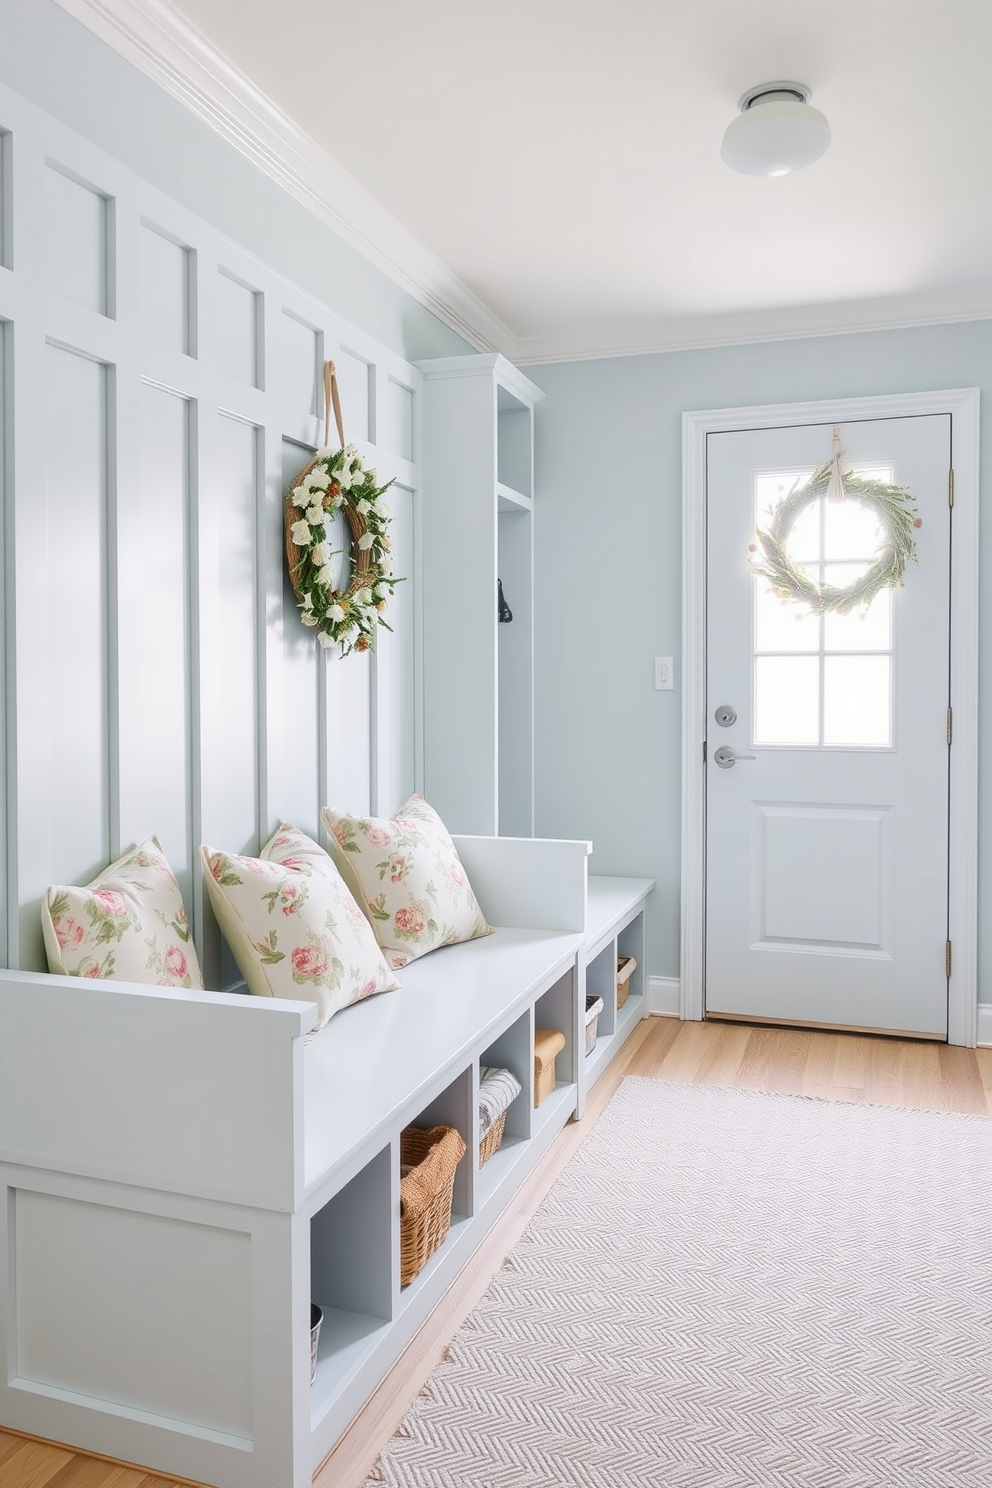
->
[416,354,543,836]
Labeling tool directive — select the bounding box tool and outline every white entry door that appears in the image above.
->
[705,415,951,1038]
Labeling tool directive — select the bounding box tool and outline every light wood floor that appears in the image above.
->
[4,1016,990,1488]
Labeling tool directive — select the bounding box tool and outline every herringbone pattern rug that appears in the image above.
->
[366,1078,992,1487]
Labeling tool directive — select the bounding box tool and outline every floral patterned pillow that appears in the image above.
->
[200,824,400,1030]
[42,837,203,989]
[321,795,493,969]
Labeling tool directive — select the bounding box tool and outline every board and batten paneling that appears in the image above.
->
[0,81,423,985]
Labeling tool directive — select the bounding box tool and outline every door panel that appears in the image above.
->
[705,415,950,1037]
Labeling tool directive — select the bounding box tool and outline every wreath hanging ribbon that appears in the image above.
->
[749,428,923,615]
[284,360,401,654]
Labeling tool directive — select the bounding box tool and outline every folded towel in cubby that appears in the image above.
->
[478,1066,523,1135]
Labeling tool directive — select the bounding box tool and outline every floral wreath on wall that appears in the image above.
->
[749,428,922,616]
[285,361,401,654]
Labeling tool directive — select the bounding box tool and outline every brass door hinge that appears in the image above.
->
[948,469,955,507]
[946,940,952,978]
[947,707,953,745]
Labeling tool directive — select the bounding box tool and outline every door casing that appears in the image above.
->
[680,388,979,1046]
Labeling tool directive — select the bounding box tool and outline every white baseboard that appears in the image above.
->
[648,976,680,1018]
[977,1004,992,1048]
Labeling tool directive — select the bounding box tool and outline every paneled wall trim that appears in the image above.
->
[0,81,423,986]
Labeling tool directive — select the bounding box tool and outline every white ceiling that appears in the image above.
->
[59,0,992,361]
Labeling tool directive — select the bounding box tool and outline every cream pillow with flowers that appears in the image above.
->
[322,794,493,970]
[42,837,202,988]
[200,824,400,1030]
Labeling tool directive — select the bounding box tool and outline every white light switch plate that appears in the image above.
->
[654,656,673,690]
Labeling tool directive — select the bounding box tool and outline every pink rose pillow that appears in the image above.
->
[322,795,493,969]
[200,824,400,1030]
[42,837,202,989]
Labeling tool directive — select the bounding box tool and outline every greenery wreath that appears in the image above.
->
[285,446,399,654]
[284,363,401,655]
[750,459,922,615]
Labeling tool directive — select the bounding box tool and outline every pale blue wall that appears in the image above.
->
[529,320,992,993]
[0,0,470,363]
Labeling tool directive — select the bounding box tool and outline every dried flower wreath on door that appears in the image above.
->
[285,361,401,654]
[749,427,922,615]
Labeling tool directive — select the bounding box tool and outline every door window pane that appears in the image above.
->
[754,656,820,744]
[754,575,820,652]
[823,498,886,561]
[823,570,892,651]
[824,656,891,746]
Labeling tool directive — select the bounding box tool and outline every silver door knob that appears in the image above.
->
[714,704,738,727]
[713,745,756,769]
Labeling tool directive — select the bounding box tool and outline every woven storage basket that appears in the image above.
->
[399,1125,466,1286]
[584,994,604,1055]
[616,955,636,1010]
[534,1027,566,1107]
[479,1109,508,1167]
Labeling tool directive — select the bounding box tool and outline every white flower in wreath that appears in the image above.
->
[307,467,330,492]
[317,631,335,648]
[357,532,375,551]
[316,445,334,460]
[317,563,336,586]
[306,503,325,527]
[355,499,371,516]
[290,519,312,546]
[311,543,329,567]
[336,468,353,493]
[380,556,393,575]
[356,588,373,606]
[301,590,314,610]
[328,604,346,622]
[291,486,309,508]
[374,584,388,600]
[301,612,318,627]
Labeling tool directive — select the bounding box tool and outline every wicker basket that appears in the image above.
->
[584,994,604,1055]
[616,955,636,1010]
[534,1028,566,1107]
[399,1124,466,1286]
[479,1109,508,1167]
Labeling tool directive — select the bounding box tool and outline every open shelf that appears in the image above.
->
[310,1308,390,1421]
[497,481,532,513]
[399,1214,473,1310]
[533,1080,576,1138]
[477,1133,530,1209]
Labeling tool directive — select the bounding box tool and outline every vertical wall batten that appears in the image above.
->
[0,319,9,968]
[0,83,422,983]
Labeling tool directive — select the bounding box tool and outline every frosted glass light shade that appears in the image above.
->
[722,97,831,177]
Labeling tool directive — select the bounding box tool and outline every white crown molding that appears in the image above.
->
[513,283,992,366]
[50,0,992,368]
[53,0,514,354]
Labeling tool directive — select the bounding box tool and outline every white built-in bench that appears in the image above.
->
[0,835,652,1488]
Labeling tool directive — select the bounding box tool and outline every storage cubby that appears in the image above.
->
[534,969,577,1134]
[498,506,533,837]
[497,384,533,500]
[477,1008,533,1206]
[586,940,617,1046]
[310,1145,394,1415]
[418,352,543,836]
[399,1066,474,1305]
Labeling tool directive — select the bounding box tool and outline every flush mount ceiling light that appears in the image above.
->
[721,82,831,177]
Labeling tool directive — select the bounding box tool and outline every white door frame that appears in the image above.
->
[680,388,980,1046]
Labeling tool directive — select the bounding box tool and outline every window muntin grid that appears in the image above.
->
[752,467,894,748]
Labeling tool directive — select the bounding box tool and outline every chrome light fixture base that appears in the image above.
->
[722,80,831,177]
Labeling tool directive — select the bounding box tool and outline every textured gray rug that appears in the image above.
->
[366,1078,992,1487]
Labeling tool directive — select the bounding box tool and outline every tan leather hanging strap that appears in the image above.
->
[323,360,346,449]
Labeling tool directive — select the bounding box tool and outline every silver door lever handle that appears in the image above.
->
[713,745,756,769]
